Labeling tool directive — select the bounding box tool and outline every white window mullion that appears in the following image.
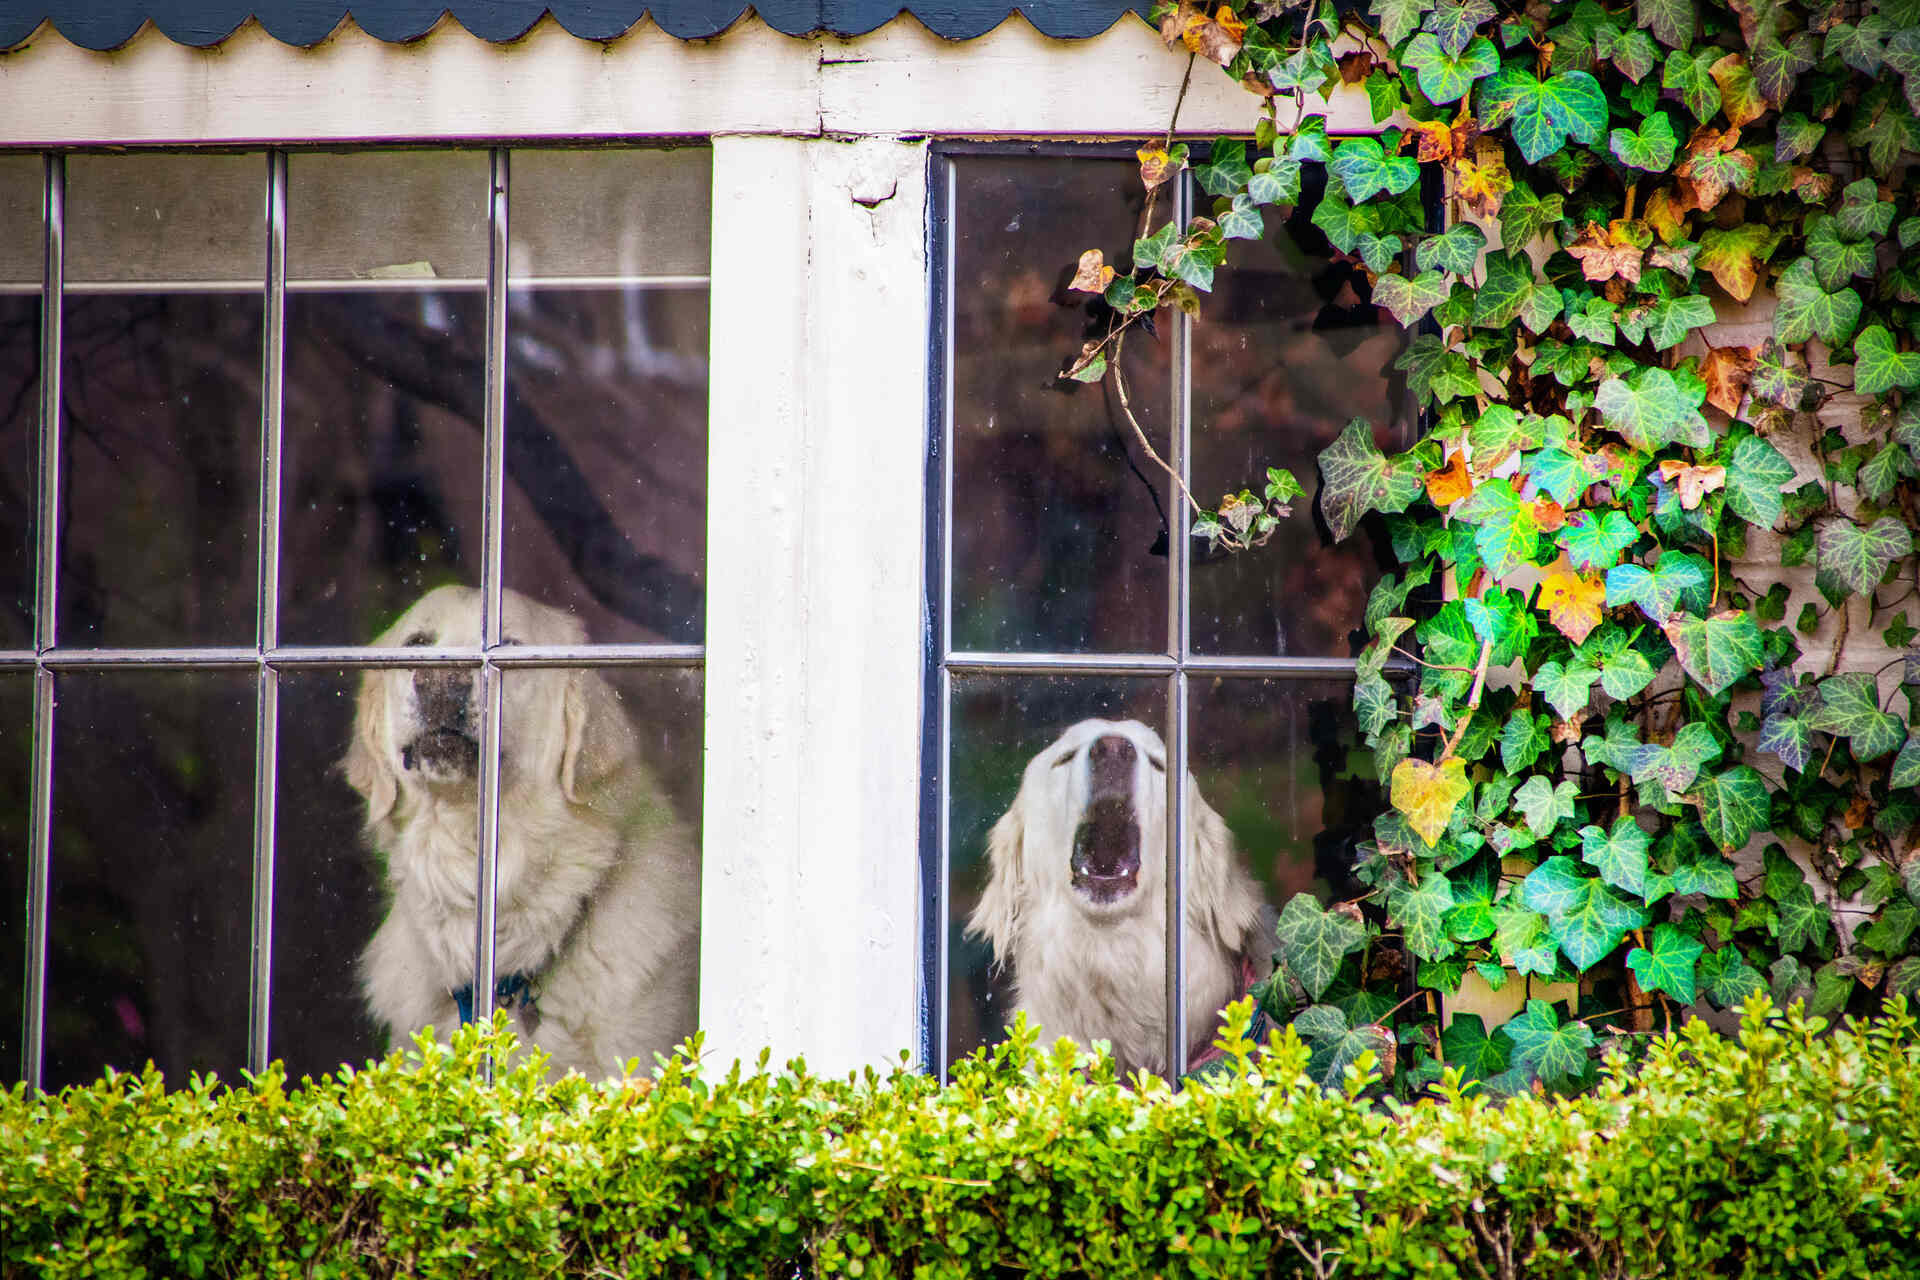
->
[700,135,930,1074]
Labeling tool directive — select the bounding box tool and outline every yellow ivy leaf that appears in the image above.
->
[1137,147,1177,192]
[1453,137,1512,219]
[1426,449,1475,508]
[1539,567,1608,645]
[1390,756,1471,848]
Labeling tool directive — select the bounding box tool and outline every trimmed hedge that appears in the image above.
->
[3,999,1918,1279]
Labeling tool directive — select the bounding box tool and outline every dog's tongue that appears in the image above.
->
[1072,799,1141,881]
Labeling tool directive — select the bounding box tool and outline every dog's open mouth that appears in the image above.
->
[1071,798,1141,904]
[401,727,479,778]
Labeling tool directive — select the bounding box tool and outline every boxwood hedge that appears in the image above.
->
[3,998,1917,1279]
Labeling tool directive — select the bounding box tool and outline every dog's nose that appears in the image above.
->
[1088,734,1136,799]
[413,669,474,729]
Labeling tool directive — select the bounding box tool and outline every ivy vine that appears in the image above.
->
[1072,0,1920,1093]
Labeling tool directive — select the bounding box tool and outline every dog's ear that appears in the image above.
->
[344,672,398,827]
[966,797,1026,960]
[561,670,641,808]
[1187,779,1266,959]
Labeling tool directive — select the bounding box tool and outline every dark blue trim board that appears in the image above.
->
[0,0,1149,50]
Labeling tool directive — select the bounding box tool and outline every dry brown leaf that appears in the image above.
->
[1700,344,1756,416]
[1533,496,1567,532]
[1566,222,1645,284]
[1069,249,1116,295]
[1658,459,1728,509]
[1137,146,1178,192]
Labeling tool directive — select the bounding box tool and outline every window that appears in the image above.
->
[2,146,710,1089]
[926,145,1418,1077]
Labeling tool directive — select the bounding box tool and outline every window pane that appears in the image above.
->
[281,153,489,645]
[59,155,266,648]
[504,149,708,644]
[509,148,710,280]
[0,674,28,1083]
[45,671,253,1088]
[1189,167,1416,658]
[1186,676,1381,910]
[949,157,1172,654]
[945,674,1168,1070]
[0,155,39,650]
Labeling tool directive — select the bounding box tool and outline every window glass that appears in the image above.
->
[59,154,266,648]
[946,674,1165,1068]
[949,158,1172,655]
[0,154,39,649]
[1189,167,1413,658]
[936,151,1412,1078]
[505,149,709,645]
[0,674,28,1082]
[45,671,254,1089]
[282,152,487,646]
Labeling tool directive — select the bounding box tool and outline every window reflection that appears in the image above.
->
[0,152,39,649]
[1,675,28,1082]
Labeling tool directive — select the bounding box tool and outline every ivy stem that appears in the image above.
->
[1392,645,1478,673]
[1440,637,1495,761]
[1111,337,1207,521]
[1710,527,1720,611]
[1137,52,1199,242]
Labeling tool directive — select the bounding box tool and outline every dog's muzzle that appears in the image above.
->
[401,670,480,780]
[1071,734,1142,904]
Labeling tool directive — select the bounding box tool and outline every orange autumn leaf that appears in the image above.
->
[1453,137,1512,218]
[1539,568,1607,645]
[1533,496,1567,532]
[1565,221,1645,284]
[1658,459,1728,510]
[1409,120,1457,163]
[1700,344,1756,415]
[1426,450,1475,508]
[1212,4,1248,40]
[1644,187,1688,244]
[1069,248,1116,294]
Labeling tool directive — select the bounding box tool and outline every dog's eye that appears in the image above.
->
[1050,749,1077,769]
[404,632,433,647]
[1145,755,1166,772]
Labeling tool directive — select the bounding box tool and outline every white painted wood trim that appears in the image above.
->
[699,135,930,1074]
[0,12,1377,147]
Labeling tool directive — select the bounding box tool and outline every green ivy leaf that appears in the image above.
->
[1455,478,1542,578]
[1806,218,1877,291]
[1514,776,1579,838]
[1423,0,1496,56]
[1647,294,1717,351]
[1626,925,1704,1003]
[1475,249,1562,333]
[1372,269,1450,326]
[1415,222,1488,276]
[1815,516,1912,599]
[1524,857,1649,969]
[1662,611,1765,697]
[1698,946,1767,1006]
[1388,873,1458,962]
[1196,137,1253,197]
[1723,436,1795,529]
[1662,47,1721,122]
[1247,159,1303,204]
[1371,0,1433,47]
[1477,65,1609,164]
[1669,845,1740,899]
[1504,999,1596,1088]
[1319,419,1425,543]
[1622,721,1723,793]
[1774,112,1826,160]
[1774,258,1863,346]
[1854,325,1920,397]
[1501,711,1553,773]
[1330,136,1421,203]
[1402,32,1501,103]
[1636,0,1694,49]
[1397,334,1483,404]
[1758,709,1815,772]
[1597,24,1659,82]
[1558,510,1640,572]
[1499,182,1566,248]
[1809,671,1906,761]
[1438,1012,1511,1083]
[1594,366,1710,453]
[1580,815,1654,895]
[1891,738,1920,787]
[1609,111,1678,170]
[1835,178,1897,240]
[1606,552,1711,623]
[1857,444,1908,505]
[1275,893,1369,1000]
[1598,646,1656,699]
[1774,881,1832,952]
[1535,659,1599,719]
[1692,764,1772,852]
[1749,30,1817,104]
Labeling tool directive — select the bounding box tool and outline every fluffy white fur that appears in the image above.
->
[965,718,1269,1076]
[346,584,699,1078]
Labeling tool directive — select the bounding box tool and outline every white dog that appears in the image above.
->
[965,718,1271,1077]
[346,584,699,1078]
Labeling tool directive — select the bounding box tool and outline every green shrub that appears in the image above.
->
[4,999,1918,1279]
